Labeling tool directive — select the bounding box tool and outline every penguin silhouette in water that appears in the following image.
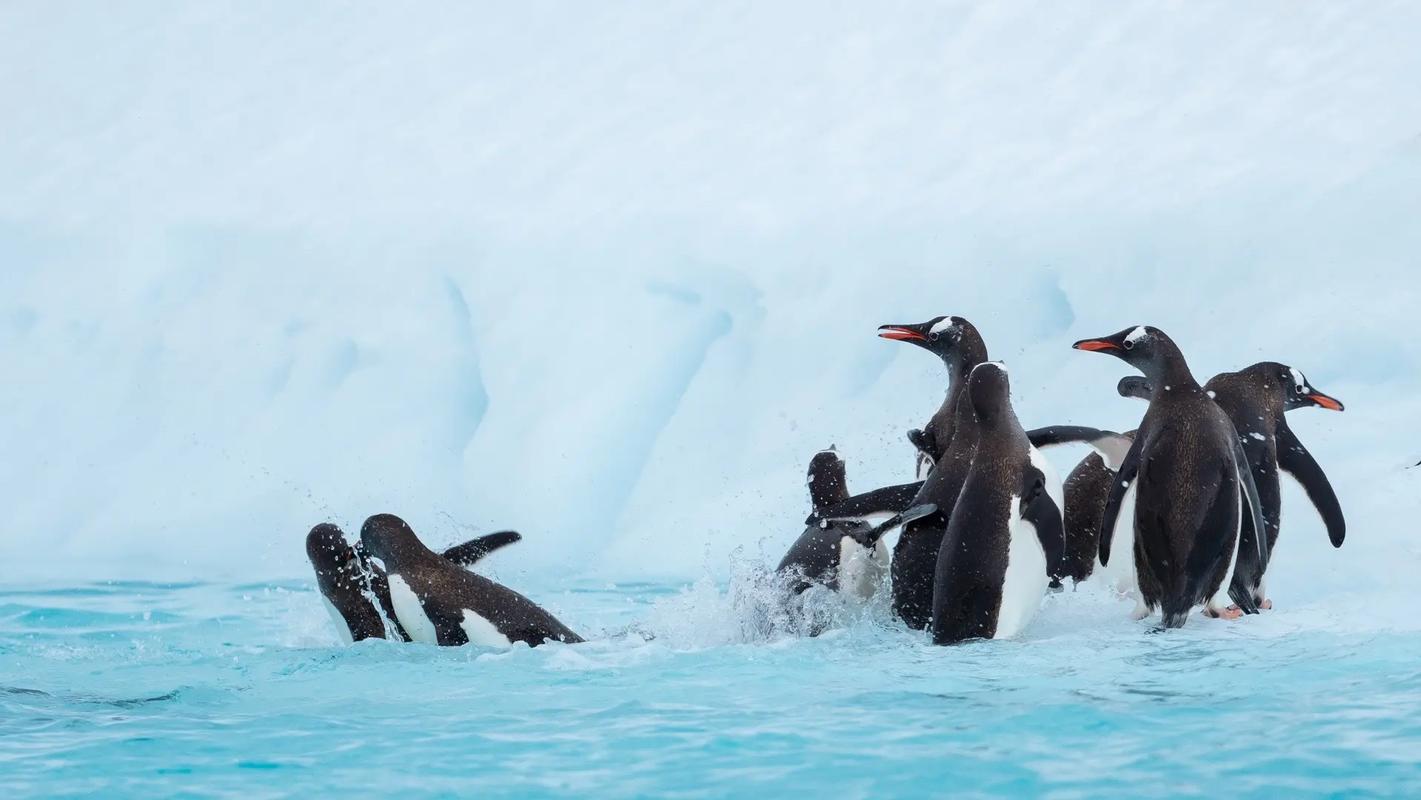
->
[777,448,906,598]
[1073,326,1268,628]
[1116,362,1344,610]
[306,523,521,643]
[929,362,1064,644]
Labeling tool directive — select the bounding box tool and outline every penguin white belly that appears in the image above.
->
[995,495,1049,640]
[387,574,439,644]
[459,609,513,648]
[320,595,355,645]
[837,538,889,600]
[1205,472,1245,611]
[1093,485,1139,598]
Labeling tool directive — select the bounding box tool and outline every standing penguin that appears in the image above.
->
[929,362,1064,644]
[1116,362,1345,609]
[777,448,911,598]
[1073,326,1268,627]
[873,316,990,628]
[877,316,989,477]
[1058,429,1137,586]
[306,523,522,643]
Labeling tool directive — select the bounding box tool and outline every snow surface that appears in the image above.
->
[2,4,1420,606]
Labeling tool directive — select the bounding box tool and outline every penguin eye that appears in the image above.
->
[1294,384,1306,394]
[1122,339,1135,351]
[928,332,940,342]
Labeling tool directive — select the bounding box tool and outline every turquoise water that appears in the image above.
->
[3,578,1419,798]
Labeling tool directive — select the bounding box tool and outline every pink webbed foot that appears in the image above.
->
[1207,605,1245,621]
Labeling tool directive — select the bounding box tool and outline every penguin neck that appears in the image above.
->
[942,338,989,403]
[1144,340,1201,398]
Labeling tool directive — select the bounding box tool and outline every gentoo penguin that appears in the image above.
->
[873,316,989,628]
[877,316,990,478]
[778,448,894,598]
[1073,326,1268,627]
[929,362,1064,644]
[1117,362,1345,609]
[1059,429,1137,586]
[306,523,522,644]
[360,514,582,647]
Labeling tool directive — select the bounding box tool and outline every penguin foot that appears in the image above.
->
[1259,598,1273,610]
[1208,606,1245,620]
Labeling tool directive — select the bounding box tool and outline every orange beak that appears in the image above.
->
[1309,393,1344,412]
[878,326,927,342]
[1072,339,1120,352]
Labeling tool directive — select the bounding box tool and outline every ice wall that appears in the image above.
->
[2,2,1419,588]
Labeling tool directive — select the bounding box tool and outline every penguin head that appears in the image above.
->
[806,447,849,510]
[359,514,429,568]
[966,362,1013,427]
[1251,362,1345,412]
[877,316,984,365]
[1072,325,1177,378]
[306,523,359,574]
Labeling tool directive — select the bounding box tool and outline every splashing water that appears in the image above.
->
[3,571,1420,798]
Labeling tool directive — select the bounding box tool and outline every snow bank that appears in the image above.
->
[2,3,1419,593]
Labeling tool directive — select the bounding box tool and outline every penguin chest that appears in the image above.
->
[837,538,889,600]
[994,495,1049,640]
[1093,484,1139,598]
[459,609,513,649]
[387,574,439,645]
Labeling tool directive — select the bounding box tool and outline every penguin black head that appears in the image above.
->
[966,362,1013,428]
[877,316,986,368]
[359,514,432,569]
[1249,362,1345,412]
[806,447,848,510]
[306,523,359,574]
[1072,325,1189,384]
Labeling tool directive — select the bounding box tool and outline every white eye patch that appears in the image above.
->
[1124,326,1149,345]
[1288,367,1310,392]
[928,317,958,335]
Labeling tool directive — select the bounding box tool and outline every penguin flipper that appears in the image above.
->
[1117,376,1153,401]
[845,504,938,547]
[1275,424,1345,548]
[1021,473,1065,581]
[1025,426,1133,470]
[805,481,925,527]
[441,531,523,566]
[1098,436,1143,566]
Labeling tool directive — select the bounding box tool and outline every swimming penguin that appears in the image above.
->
[877,316,990,478]
[306,523,522,644]
[873,316,989,628]
[929,362,1065,644]
[359,514,582,647]
[1116,362,1345,609]
[1073,326,1268,627]
[778,448,895,598]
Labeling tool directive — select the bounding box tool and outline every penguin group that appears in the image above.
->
[777,319,1346,642]
[305,317,1346,648]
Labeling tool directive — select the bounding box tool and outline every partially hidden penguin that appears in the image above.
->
[928,362,1065,644]
[1073,326,1268,628]
[1116,362,1345,609]
[306,522,522,643]
[869,316,990,629]
[777,447,897,599]
[359,514,582,647]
